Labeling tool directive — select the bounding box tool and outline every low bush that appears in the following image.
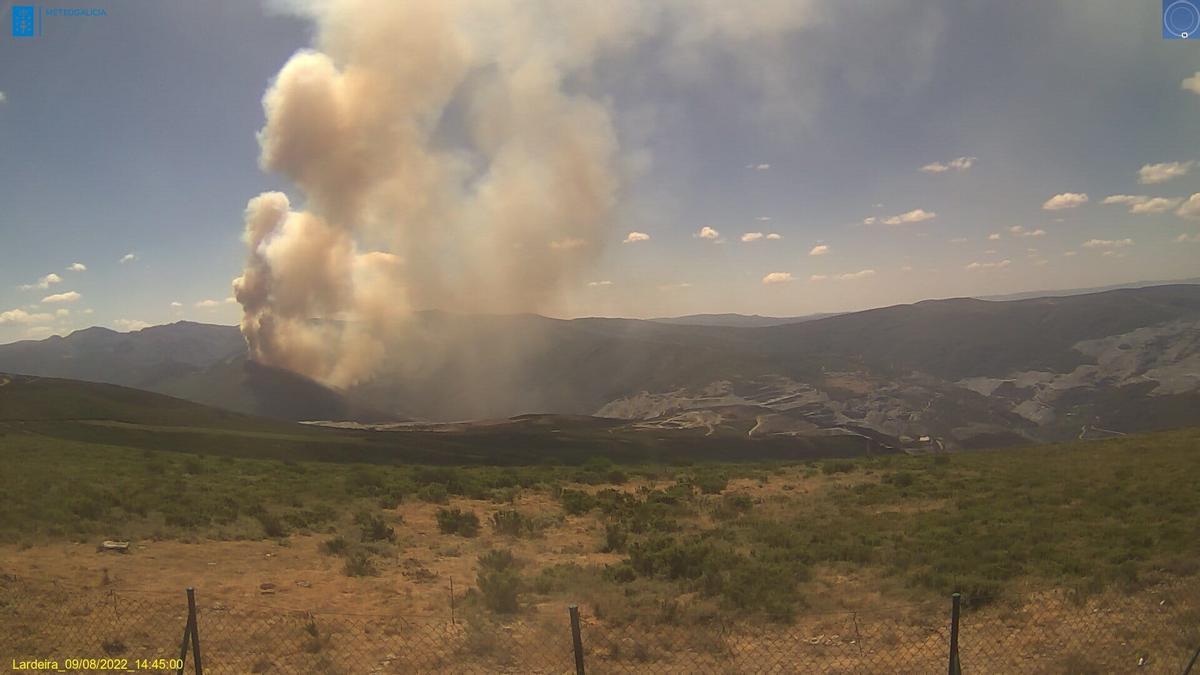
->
[343,551,378,577]
[355,511,396,542]
[437,508,480,537]
[319,535,349,556]
[477,549,522,613]
[490,509,536,537]
[418,483,450,504]
[559,489,595,515]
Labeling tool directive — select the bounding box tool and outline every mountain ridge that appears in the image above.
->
[1,284,1198,447]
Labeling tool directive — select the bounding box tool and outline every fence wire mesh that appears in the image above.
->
[1,576,1197,673]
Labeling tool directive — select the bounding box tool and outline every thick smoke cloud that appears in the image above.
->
[236,0,816,388]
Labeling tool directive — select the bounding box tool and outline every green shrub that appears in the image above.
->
[477,549,522,613]
[490,510,536,537]
[418,483,450,504]
[603,562,637,584]
[343,551,378,577]
[354,511,396,542]
[719,560,800,621]
[821,460,856,475]
[255,512,289,538]
[346,467,385,496]
[559,489,595,516]
[884,471,917,488]
[602,522,628,553]
[437,508,480,537]
[319,535,349,556]
[695,474,729,495]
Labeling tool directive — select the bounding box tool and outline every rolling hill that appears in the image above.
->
[0,373,878,465]
[1,283,1198,449]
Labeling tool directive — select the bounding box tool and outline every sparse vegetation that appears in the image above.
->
[489,509,538,538]
[3,417,1200,617]
[354,511,396,542]
[342,551,378,577]
[476,549,523,613]
[437,508,481,538]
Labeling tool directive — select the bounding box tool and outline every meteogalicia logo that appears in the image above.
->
[10,5,108,38]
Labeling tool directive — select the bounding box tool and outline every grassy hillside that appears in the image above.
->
[6,285,1198,424]
[0,373,872,465]
[2,404,1197,612]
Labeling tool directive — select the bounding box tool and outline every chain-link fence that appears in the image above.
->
[2,577,1198,673]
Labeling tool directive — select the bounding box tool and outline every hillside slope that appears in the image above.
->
[1,284,1198,446]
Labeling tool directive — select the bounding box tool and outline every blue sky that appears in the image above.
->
[1,0,1199,343]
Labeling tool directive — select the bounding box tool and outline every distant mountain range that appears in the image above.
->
[1,283,1198,450]
[648,312,840,327]
[974,277,1200,302]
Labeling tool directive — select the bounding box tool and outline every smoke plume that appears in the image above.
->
[235,0,815,388]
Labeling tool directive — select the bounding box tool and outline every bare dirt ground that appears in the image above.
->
[2,475,1197,673]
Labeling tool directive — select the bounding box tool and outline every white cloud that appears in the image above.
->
[765,233,782,240]
[112,319,150,332]
[586,280,613,287]
[195,299,222,308]
[0,92,6,103]
[19,273,63,291]
[695,226,720,240]
[880,208,936,225]
[1176,233,1200,243]
[67,263,87,272]
[1185,72,1200,95]
[549,237,587,250]
[808,245,829,256]
[170,301,183,308]
[623,232,650,244]
[948,237,968,244]
[224,296,237,304]
[988,233,1001,241]
[756,216,772,222]
[1177,194,1200,220]
[761,272,794,285]
[55,308,70,318]
[24,326,60,339]
[1131,197,1183,214]
[657,282,692,291]
[1063,251,1078,257]
[839,269,876,280]
[1042,193,1088,210]
[1138,161,1194,185]
[965,259,1012,270]
[741,232,763,242]
[1081,238,1134,249]
[1008,226,1046,238]
[41,291,81,304]
[746,163,771,170]
[899,265,913,272]
[920,156,976,174]
[120,253,137,264]
[812,269,877,281]
[1102,194,1184,214]
[862,217,877,225]
[1033,259,1049,266]
[1101,250,1126,258]
[0,308,54,325]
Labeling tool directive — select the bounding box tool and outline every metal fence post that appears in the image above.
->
[187,588,203,675]
[947,592,961,675]
[1183,642,1200,675]
[176,591,192,675]
[569,604,585,675]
